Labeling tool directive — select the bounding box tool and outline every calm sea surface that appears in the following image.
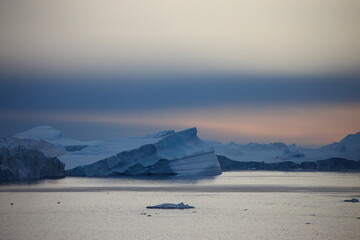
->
[1,171,360,240]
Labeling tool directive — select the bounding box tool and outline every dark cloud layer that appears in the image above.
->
[1,74,359,112]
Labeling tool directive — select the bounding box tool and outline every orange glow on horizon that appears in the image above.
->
[2,104,360,146]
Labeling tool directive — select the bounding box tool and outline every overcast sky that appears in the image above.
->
[0,0,359,145]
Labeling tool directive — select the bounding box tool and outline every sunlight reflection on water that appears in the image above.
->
[1,172,359,240]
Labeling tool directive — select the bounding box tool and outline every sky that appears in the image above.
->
[0,0,360,146]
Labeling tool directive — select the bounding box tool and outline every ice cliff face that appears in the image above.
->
[65,128,222,176]
[0,145,65,181]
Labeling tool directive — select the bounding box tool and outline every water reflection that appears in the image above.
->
[0,172,359,191]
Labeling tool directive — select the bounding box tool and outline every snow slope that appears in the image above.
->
[60,136,162,170]
[64,128,222,176]
[14,126,100,149]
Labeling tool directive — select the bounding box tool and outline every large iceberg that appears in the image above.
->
[65,128,222,176]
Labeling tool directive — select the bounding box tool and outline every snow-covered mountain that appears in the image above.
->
[337,132,360,146]
[322,132,360,150]
[64,128,222,176]
[14,126,100,151]
[207,132,360,163]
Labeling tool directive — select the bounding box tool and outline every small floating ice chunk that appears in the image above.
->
[146,202,195,209]
[344,198,359,202]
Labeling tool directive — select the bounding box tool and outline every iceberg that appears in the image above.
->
[1,136,67,158]
[275,148,306,160]
[217,154,360,171]
[207,132,360,164]
[12,125,359,175]
[146,202,195,209]
[0,144,65,181]
[207,140,292,163]
[65,128,222,176]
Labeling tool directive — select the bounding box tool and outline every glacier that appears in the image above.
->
[64,128,222,176]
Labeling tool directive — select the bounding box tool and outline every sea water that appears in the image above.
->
[1,171,359,240]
